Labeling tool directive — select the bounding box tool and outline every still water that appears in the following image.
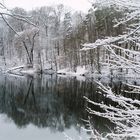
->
[0,73,139,140]
[0,74,92,140]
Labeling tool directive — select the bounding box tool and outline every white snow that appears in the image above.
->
[84,81,140,139]
[20,69,37,75]
[57,66,88,76]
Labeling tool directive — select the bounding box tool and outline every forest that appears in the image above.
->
[0,0,131,76]
[1,0,140,139]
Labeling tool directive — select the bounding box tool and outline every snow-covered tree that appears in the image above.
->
[82,0,140,75]
[82,0,140,139]
[14,27,39,66]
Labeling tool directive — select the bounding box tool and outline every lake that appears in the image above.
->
[0,73,139,140]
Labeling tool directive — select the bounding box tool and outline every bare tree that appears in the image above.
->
[14,28,39,66]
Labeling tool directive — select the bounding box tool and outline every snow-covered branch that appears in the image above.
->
[84,81,140,139]
[0,2,37,35]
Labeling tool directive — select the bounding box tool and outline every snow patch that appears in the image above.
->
[57,66,88,76]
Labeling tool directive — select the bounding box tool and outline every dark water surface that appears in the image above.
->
[0,74,92,140]
[0,73,139,140]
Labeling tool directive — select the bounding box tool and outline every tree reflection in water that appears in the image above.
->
[0,74,139,136]
[0,74,91,132]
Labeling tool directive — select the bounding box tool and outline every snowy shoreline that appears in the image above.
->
[2,64,140,80]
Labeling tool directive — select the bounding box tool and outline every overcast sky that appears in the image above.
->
[4,0,91,13]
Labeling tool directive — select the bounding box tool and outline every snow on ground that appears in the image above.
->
[57,66,88,76]
[20,69,37,75]
[57,65,140,80]
[57,66,89,82]
[3,62,140,82]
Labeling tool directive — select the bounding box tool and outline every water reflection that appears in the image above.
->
[0,74,97,139]
[0,74,139,139]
